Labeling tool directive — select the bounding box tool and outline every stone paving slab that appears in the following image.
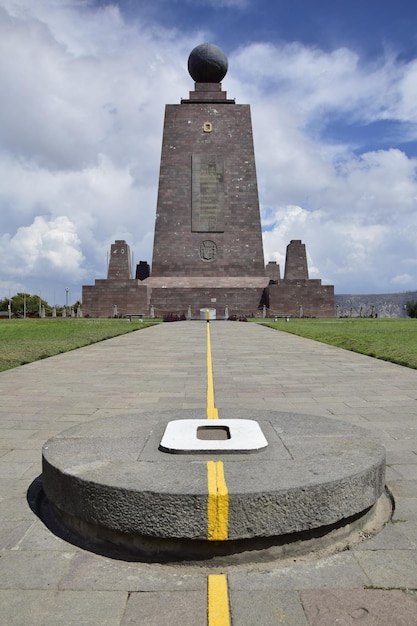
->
[0,590,127,626]
[354,550,417,588]
[121,590,206,626]
[0,321,417,624]
[59,552,206,591]
[228,553,371,590]
[230,589,309,625]
[300,589,417,626]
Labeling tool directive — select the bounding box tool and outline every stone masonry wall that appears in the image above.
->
[151,84,265,278]
[269,280,335,317]
[149,286,266,318]
[82,280,148,318]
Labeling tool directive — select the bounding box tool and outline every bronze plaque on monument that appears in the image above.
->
[191,154,225,232]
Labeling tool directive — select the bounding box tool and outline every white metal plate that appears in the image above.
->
[159,419,268,453]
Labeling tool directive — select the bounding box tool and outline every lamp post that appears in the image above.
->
[65,288,69,311]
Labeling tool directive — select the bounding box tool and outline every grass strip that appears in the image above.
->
[259,318,417,370]
[0,318,159,372]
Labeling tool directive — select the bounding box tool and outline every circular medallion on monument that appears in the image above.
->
[188,43,228,83]
[199,240,217,262]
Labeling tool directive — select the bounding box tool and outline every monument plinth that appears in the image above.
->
[42,409,387,561]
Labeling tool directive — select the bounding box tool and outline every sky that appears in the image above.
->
[1,0,417,305]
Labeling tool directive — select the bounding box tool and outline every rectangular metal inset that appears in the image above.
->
[159,419,268,454]
[197,425,231,440]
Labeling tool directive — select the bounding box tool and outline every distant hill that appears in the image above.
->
[334,291,417,318]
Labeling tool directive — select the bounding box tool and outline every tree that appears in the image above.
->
[405,300,417,318]
[0,293,49,316]
[0,297,10,311]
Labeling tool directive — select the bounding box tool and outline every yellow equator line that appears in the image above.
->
[205,309,229,542]
[207,460,229,540]
[206,308,219,420]
[207,574,231,626]
[205,313,231,625]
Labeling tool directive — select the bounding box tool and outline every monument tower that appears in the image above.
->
[146,43,269,316]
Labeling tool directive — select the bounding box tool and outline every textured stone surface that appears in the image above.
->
[0,590,127,626]
[229,553,372,590]
[300,589,417,626]
[284,240,309,280]
[269,280,335,317]
[148,285,267,318]
[107,240,132,280]
[151,98,265,278]
[121,590,206,626]
[42,409,385,549]
[354,549,417,588]
[231,590,309,625]
[82,279,148,318]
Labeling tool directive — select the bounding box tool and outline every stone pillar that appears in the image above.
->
[284,240,309,280]
[107,240,132,280]
[265,261,280,282]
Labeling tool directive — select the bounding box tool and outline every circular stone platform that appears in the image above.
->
[42,409,386,560]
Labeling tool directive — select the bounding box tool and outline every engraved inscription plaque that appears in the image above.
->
[192,154,225,232]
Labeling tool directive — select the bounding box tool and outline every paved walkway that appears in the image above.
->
[1,321,416,625]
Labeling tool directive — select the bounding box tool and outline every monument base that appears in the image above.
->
[41,409,388,562]
[144,276,269,318]
[81,277,335,319]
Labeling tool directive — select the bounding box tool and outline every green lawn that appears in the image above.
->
[260,318,417,370]
[0,318,158,372]
[1,316,416,373]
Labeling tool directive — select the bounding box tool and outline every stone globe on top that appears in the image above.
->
[187,43,228,83]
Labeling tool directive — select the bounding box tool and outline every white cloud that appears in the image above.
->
[0,153,157,278]
[0,215,84,279]
[230,43,407,128]
[262,202,417,293]
[229,41,417,292]
[182,0,250,7]
[391,273,415,286]
[0,1,416,303]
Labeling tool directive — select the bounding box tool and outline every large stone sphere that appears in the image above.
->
[188,43,228,83]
